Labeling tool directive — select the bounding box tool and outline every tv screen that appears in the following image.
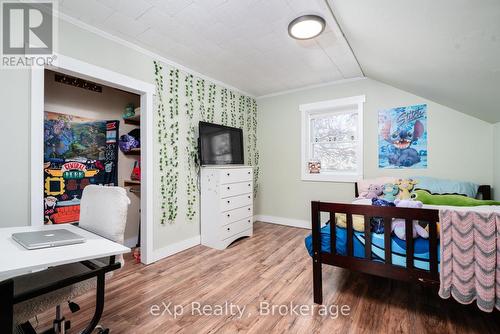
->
[199,122,244,165]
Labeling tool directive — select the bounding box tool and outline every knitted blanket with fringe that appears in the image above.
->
[439,209,500,312]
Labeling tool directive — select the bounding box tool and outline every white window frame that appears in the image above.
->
[300,95,365,182]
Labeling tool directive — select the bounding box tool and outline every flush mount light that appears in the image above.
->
[288,15,326,40]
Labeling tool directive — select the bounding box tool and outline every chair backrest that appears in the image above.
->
[79,185,130,265]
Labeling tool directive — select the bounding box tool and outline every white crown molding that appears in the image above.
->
[256,76,367,99]
[53,10,255,98]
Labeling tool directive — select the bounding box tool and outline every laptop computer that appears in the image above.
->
[12,229,86,250]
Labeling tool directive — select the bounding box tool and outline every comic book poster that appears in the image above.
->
[43,112,119,224]
[378,104,428,169]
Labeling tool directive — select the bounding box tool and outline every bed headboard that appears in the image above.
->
[354,183,491,200]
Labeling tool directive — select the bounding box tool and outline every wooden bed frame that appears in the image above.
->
[311,184,492,304]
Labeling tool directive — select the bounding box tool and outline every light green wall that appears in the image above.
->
[0,19,256,253]
[0,20,154,229]
[255,78,494,222]
[0,69,31,227]
[495,123,500,200]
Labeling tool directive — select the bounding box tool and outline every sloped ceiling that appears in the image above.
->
[327,0,500,123]
[57,0,362,96]
[57,0,500,122]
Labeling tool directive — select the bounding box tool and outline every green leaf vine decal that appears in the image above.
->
[196,78,206,121]
[185,74,197,220]
[163,68,180,223]
[220,88,228,125]
[154,61,169,224]
[154,60,259,225]
[207,83,216,123]
[252,99,259,198]
[246,97,253,166]
[230,91,237,127]
[238,95,245,129]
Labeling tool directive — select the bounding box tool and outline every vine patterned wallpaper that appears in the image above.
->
[154,61,259,225]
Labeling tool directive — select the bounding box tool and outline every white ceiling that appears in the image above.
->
[57,0,362,97]
[328,0,500,123]
[57,0,500,123]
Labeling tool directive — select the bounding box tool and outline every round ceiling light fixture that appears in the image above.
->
[288,15,326,40]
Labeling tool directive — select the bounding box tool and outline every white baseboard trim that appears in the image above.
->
[151,235,201,263]
[254,215,310,229]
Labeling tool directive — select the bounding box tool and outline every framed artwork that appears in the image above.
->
[378,104,428,169]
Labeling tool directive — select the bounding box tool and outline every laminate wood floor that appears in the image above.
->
[35,222,500,334]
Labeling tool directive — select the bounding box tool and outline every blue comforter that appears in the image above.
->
[304,224,439,271]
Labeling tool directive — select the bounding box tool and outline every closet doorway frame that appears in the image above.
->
[31,54,155,264]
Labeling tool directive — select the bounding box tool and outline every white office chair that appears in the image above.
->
[13,185,130,334]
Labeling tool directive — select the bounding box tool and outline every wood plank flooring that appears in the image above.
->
[34,222,500,333]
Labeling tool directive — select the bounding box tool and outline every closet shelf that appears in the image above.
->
[123,114,140,126]
[124,148,140,156]
[124,180,141,187]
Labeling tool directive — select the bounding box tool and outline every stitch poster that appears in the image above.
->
[378,104,428,169]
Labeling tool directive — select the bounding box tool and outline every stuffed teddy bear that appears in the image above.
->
[391,199,429,240]
[360,184,383,199]
[382,183,399,202]
[396,179,417,200]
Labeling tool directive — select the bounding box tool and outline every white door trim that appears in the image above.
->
[30,54,155,264]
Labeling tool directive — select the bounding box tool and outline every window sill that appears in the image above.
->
[301,172,362,183]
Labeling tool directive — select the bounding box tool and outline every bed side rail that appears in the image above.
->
[311,201,440,282]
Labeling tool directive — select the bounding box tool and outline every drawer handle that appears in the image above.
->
[248,184,251,186]
[247,171,250,174]
[248,219,251,223]
[248,208,251,211]
[227,186,230,190]
[248,196,251,199]
[227,227,230,231]
[227,200,230,204]
[227,214,230,217]
[227,173,230,176]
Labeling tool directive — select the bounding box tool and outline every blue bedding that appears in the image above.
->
[304,224,440,271]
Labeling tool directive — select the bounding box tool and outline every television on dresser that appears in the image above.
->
[198,121,244,165]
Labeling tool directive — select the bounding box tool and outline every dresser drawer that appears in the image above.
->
[220,193,252,212]
[220,181,253,198]
[220,205,252,225]
[221,217,252,240]
[219,168,252,184]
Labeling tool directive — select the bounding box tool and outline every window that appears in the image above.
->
[300,95,365,182]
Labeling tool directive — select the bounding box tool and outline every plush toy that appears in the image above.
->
[391,199,429,240]
[396,179,418,200]
[335,214,365,232]
[411,189,500,207]
[370,198,396,233]
[359,184,383,199]
[382,183,399,202]
[372,197,395,207]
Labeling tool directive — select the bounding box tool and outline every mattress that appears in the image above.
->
[304,224,440,271]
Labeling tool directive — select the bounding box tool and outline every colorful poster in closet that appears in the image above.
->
[378,104,428,169]
[43,112,119,224]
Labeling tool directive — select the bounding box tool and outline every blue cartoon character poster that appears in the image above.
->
[378,104,428,169]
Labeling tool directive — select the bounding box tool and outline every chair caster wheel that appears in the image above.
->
[95,325,109,333]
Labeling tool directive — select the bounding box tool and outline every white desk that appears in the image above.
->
[0,224,130,280]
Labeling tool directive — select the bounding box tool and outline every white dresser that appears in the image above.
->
[200,166,253,250]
